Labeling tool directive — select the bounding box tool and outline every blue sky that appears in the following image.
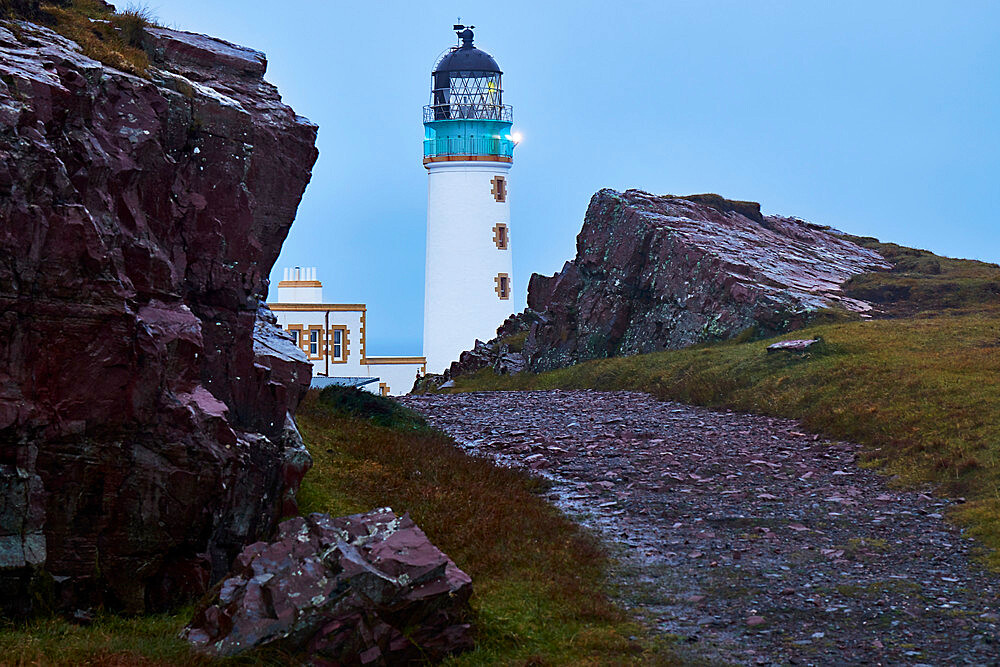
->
[156,1,1000,355]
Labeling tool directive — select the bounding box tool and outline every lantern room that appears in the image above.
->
[423,25,515,164]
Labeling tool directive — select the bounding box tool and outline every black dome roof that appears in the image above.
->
[433,28,501,74]
[433,46,500,74]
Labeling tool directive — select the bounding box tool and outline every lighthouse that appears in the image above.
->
[422,25,517,374]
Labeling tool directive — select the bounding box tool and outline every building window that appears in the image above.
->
[379,382,390,396]
[287,325,303,351]
[490,175,507,202]
[329,325,349,363]
[495,273,511,300]
[493,222,509,250]
[305,325,325,360]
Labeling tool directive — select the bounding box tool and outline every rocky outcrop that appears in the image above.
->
[184,509,474,664]
[0,18,318,615]
[437,189,890,379]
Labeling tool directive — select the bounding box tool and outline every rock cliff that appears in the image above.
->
[435,189,890,380]
[0,18,318,615]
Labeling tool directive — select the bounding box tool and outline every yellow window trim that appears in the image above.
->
[329,324,349,363]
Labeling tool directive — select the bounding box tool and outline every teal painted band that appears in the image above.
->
[423,119,516,158]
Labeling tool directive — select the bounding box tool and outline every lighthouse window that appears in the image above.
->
[490,176,507,202]
[493,223,509,250]
[495,273,511,300]
[329,325,348,363]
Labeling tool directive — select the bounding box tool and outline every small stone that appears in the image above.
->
[746,615,766,627]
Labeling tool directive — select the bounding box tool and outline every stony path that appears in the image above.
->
[400,391,1000,666]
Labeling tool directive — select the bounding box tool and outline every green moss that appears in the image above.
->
[497,330,527,353]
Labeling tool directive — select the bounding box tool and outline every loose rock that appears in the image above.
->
[183,509,474,664]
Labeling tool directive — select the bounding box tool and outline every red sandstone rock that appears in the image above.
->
[0,18,318,615]
[522,190,890,371]
[183,509,474,664]
[435,189,891,379]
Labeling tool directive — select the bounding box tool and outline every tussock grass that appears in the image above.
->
[114,3,153,48]
[314,384,428,430]
[451,310,1000,567]
[31,1,155,77]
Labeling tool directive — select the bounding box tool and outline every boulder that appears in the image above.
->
[447,340,496,378]
[767,338,822,353]
[521,190,890,371]
[183,509,474,665]
[0,18,318,614]
[443,189,891,377]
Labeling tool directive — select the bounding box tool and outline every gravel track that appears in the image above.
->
[400,390,1000,666]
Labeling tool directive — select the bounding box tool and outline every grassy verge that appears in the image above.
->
[448,309,1000,567]
[296,387,676,665]
[0,612,202,666]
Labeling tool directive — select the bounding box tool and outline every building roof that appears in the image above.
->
[433,28,500,74]
[311,376,379,389]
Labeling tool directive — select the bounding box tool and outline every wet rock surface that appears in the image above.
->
[184,509,474,665]
[0,19,317,614]
[401,391,1000,666]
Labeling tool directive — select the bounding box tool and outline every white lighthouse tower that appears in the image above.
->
[422,25,517,374]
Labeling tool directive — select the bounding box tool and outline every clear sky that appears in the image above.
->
[155,1,1000,355]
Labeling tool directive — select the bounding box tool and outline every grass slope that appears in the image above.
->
[295,387,676,665]
[448,244,1000,568]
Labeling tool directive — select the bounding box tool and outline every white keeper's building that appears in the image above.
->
[268,267,426,396]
